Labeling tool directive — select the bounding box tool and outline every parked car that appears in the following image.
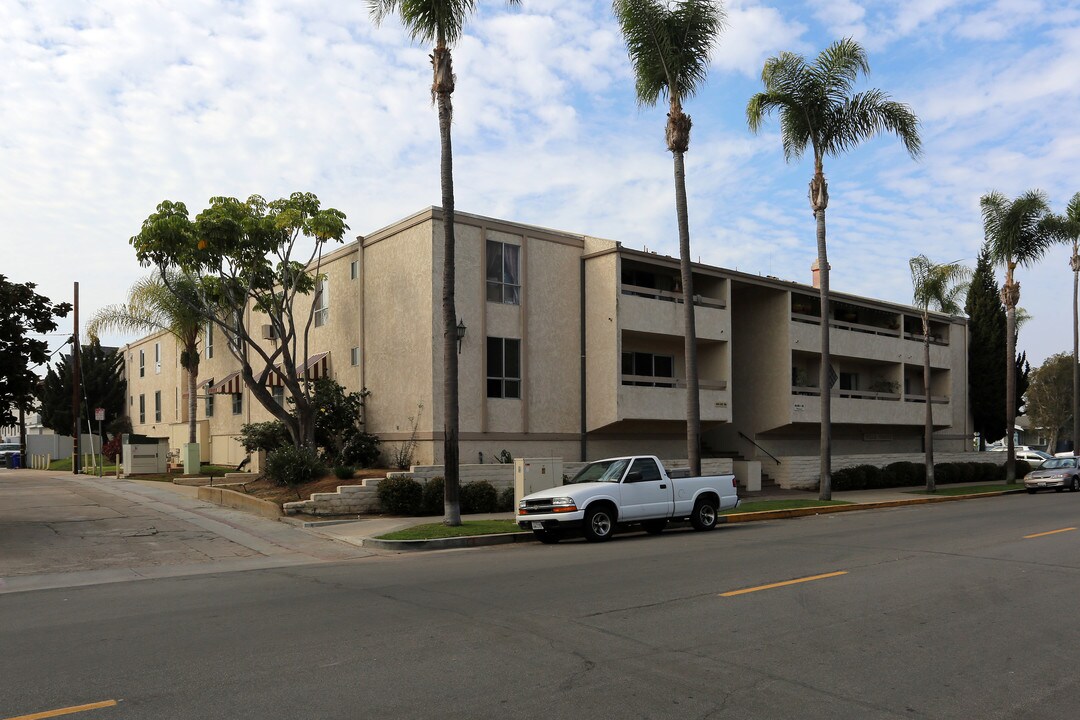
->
[1016,449,1053,465]
[988,444,1032,452]
[1024,456,1080,493]
[0,442,20,468]
[516,455,739,543]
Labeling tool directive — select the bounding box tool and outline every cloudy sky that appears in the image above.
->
[3,0,1078,367]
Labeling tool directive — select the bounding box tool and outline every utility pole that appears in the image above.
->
[19,406,26,463]
[72,281,80,475]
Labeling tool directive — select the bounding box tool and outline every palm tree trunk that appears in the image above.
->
[811,168,831,501]
[434,42,461,526]
[187,360,197,445]
[1072,249,1079,456]
[922,314,935,492]
[672,149,701,476]
[1004,267,1017,484]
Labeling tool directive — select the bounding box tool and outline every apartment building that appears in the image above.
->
[124,208,970,480]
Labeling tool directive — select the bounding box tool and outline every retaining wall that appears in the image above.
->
[284,458,737,517]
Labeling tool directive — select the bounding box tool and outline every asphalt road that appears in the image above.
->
[3,492,1080,719]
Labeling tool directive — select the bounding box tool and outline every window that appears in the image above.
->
[205,379,214,418]
[152,391,161,422]
[487,337,521,398]
[621,352,675,387]
[205,322,214,359]
[840,372,859,391]
[139,394,145,424]
[154,342,161,374]
[486,240,521,304]
[139,350,145,377]
[350,260,358,280]
[271,385,285,407]
[314,277,329,327]
[351,347,360,366]
[627,457,663,483]
[232,392,243,415]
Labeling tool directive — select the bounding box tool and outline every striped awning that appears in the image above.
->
[207,371,243,395]
[265,352,330,387]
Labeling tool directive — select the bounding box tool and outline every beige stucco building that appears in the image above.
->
[123,208,971,483]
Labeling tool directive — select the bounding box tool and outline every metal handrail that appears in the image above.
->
[738,431,781,465]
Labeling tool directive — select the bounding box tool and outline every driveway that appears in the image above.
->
[0,469,374,593]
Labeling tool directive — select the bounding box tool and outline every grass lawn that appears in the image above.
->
[46,459,235,479]
[723,499,852,514]
[46,457,118,474]
[908,484,1025,496]
[377,520,526,541]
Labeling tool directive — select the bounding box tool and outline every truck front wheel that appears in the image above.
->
[583,506,615,542]
[691,497,718,531]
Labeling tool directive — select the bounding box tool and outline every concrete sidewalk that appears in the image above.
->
[292,479,1026,550]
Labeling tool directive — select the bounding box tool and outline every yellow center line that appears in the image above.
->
[1023,527,1077,539]
[720,570,848,597]
[3,700,118,720]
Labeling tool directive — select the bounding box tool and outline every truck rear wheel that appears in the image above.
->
[583,506,615,542]
[691,497,718,531]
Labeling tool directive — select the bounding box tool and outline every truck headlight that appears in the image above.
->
[551,497,575,506]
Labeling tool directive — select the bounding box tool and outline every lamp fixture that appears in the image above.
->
[456,319,467,354]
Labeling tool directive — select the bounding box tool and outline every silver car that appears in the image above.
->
[1024,457,1080,494]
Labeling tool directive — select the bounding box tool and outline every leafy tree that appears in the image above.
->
[981,189,1059,481]
[38,339,126,447]
[237,421,290,455]
[1026,352,1073,452]
[308,379,380,468]
[747,38,921,500]
[87,270,207,446]
[910,255,969,492]
[966,247,1008,448]
[0,276,71,427]
[129,192,348,453]
[369,0,520,527]
[612,0,725,477]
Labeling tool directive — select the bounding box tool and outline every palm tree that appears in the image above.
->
[612,0,725,477]
[909,255,969,492]
[746,38,921,500]
[981,189,1058,482]
[87,270,206,449]
[369,0,519,526]
[1059,193,1080,455]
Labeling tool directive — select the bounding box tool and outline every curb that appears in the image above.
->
[360,488,1027,550]
[361,532,534,551]
[197,485,283,519]
[718,488,1027,524]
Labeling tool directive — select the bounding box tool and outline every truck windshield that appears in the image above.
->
[567,459,629,484]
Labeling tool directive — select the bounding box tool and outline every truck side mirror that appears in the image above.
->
[624,471,642,483]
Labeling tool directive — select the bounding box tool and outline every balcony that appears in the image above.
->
[621,284,727,340]
[791,319,952,367]
[789,388,950,426]
[618,376,730,423]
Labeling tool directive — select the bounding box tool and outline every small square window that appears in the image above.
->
[272,385,285,407]
[351,347,360,366]
[486,337,521,399]
[486,240,521,305]
[232,393,243,415]
[350,260,358,280]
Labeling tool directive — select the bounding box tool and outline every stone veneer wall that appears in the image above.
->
[283,458,737,516]
[769,452,1007,490]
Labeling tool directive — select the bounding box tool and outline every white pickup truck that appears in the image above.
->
[516,455,740,543]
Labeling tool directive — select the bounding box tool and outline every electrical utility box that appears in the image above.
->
[514,458,564,509]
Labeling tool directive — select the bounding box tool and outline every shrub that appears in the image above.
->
[884,461,925,487]
[102,435,123,463]
[934,463,956,484]
[497,486,515,512]
[421,476,444,516]
[333,465,355,480]
[378,475,423,515]
[265,445,324,488]
[238,421,289,454]
[460,481,498,514]
[1014,460,1033,479]
[979,462,1001,481]
[339,431,380,469]
[833,464,882,491]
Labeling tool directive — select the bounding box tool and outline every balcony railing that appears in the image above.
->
[903,332,949,346]
[791,312,902,338]
[903,394,949,404]
[621,283,726,309]
[623,374,727,390]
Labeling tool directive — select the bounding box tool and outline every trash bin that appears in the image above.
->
[10,452,20,469]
